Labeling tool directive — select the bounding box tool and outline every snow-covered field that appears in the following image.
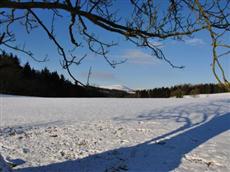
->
[0,93,229,172]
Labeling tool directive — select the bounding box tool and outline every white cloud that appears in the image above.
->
[122,49,159,64]
[148,41,164,47]
[185,38,205,46]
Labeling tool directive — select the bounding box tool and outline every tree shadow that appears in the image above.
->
[14,100,230,172]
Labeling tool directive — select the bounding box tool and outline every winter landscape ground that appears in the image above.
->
[0,93,230,172]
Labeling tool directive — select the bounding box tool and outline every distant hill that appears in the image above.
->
[99,85,135,94]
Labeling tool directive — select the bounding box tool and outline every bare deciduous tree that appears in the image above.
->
[0,0,229,88]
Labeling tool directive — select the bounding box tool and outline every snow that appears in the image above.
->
[99,85,135,93]
[0,93,229,172]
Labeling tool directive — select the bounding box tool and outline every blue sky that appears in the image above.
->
[2,1,230,89]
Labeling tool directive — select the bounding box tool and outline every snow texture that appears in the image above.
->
[0,93,230,172]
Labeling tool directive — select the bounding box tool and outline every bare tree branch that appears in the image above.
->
[0,0,229,88]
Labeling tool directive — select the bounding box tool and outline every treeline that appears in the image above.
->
[135,83,229,98]
[0,52,129,97]
[0,52,229,98]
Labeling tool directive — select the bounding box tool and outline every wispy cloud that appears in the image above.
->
[122,49,159,64]
[184,38,205,46]
[80,71,116,80]
[148,41,164,48]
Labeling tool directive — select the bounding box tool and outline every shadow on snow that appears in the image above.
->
[15,100,230,172]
